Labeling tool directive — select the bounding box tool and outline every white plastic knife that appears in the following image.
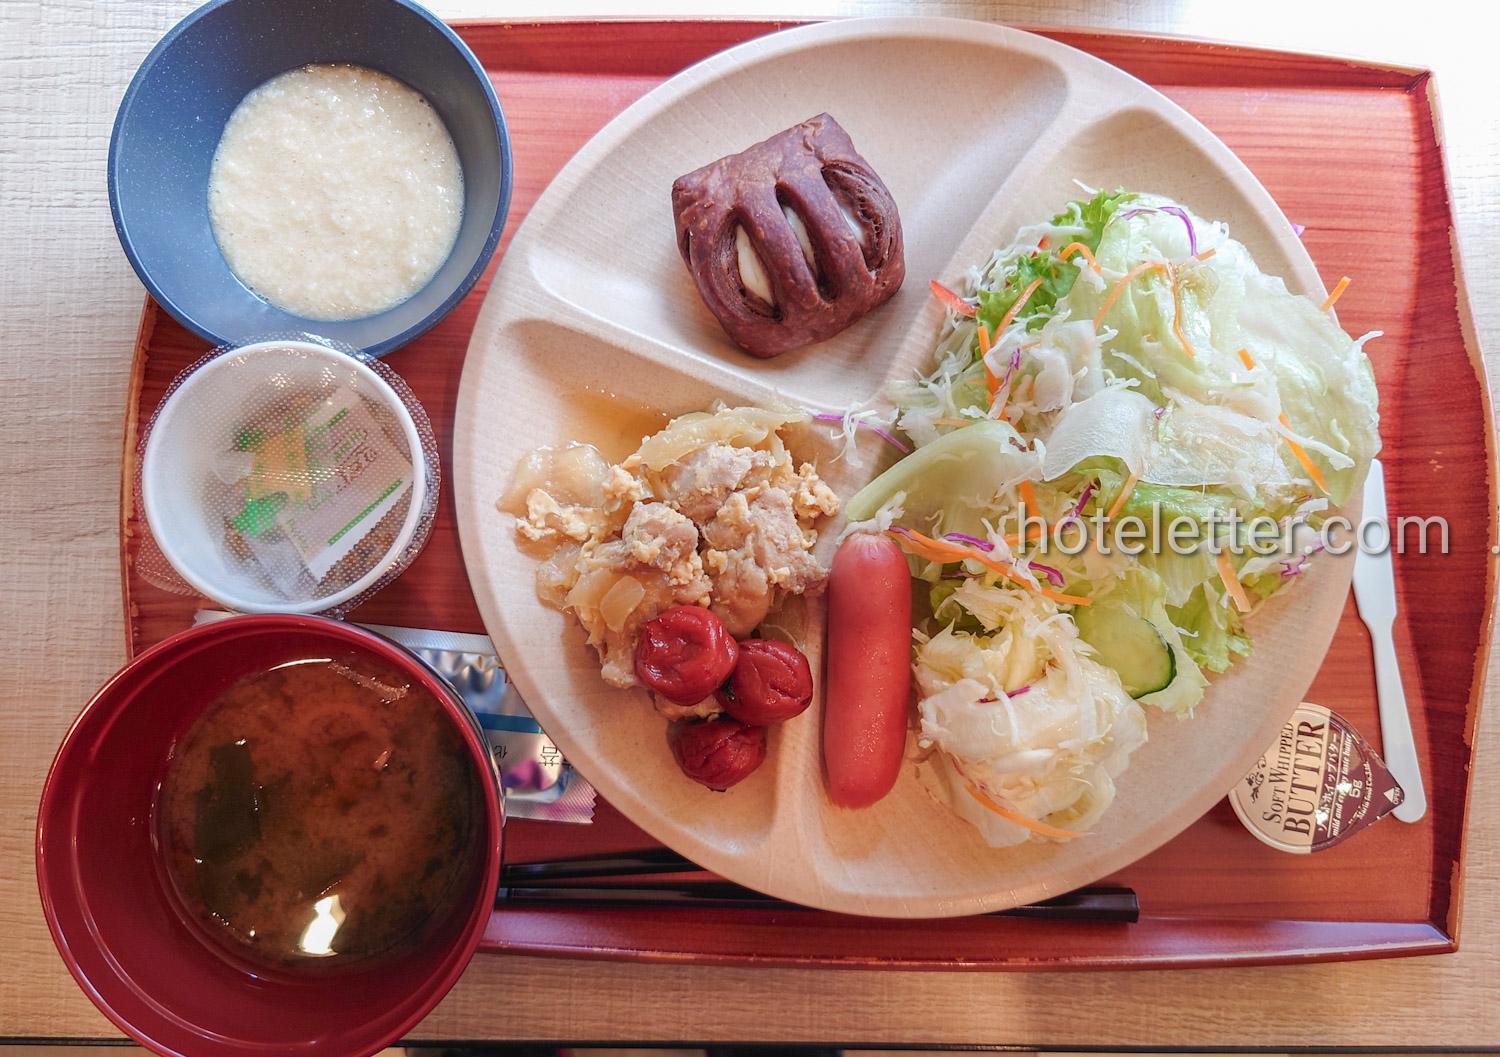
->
[1351,458,1427,822]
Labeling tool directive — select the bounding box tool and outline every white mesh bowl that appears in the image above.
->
[140,338,434,614]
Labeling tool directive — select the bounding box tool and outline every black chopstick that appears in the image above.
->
[497,852,1138,923]
[501,846,700,882]
[1002,886,1138,922]
[498,881,786,912]
[497,882,1138,922]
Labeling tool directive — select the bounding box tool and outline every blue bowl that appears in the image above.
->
[109,0,511,357]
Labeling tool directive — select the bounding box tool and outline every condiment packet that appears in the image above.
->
[1230,701,1404,853]
[248,387,415,581]
[225,387,416,596]
[193,611,596,823]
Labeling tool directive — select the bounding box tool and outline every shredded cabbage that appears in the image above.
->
[913,593,1147,846]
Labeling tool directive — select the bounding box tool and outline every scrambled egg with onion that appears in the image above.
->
[508,407,839,691]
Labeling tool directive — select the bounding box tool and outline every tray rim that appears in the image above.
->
[1412,66,1498,950]
[443,15,1436,86]
[477,914,1454,971]
[113,16,1495,969]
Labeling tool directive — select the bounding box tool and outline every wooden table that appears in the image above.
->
[4,0,1496,1047]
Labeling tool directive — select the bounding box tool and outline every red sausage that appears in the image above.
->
[823,532,912,808]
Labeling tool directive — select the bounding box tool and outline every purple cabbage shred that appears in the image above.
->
[810,411,911,454]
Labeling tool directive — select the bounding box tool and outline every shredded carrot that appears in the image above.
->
[978,324,1000,399]
[889,529,967,562]
[1171,269,1197,359]
[1320,276,1351,311]
[1195,247,1217,261]
[963,780,1082,840]
[1279,413,1331,495]
[1018,480,1039,520]
[1239,345,1329,495]
[1092,261,1168,328]
[1004,523,1046,546]
[996,276,1045,335]
[1058,242,1100,271]
[930,279,977,317]
[889,528,1091,606]
[891,531,981,570]
[1217,550,1253,613]
[1104,472,1140,520]
[973,550,1093,606]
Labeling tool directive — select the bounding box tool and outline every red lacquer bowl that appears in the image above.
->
[36,614,503,1057]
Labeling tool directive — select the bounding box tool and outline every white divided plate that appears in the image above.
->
[453,17,1354,917]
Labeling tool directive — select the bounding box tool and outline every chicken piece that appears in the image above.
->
[703,488,827,589]
[656,443,754,524]
[622,501,702,572]
[566,503,714,687]
[701,487,827,636]
[703,544,773,637]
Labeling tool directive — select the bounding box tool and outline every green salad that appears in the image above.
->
[840,188,1381,846]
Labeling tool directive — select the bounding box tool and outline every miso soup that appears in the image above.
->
[155,653,483,970]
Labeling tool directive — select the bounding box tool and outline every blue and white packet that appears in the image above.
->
[193,611,596,823]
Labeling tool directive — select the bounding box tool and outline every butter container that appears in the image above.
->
[1230,701,1405,853]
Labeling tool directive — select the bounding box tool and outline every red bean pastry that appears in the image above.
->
[668,718,767,790]
[670,113,905,358]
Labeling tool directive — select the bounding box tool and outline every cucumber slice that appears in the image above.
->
[1074,602,1176,698]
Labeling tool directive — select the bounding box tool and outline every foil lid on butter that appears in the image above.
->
[1230,702,1405,853]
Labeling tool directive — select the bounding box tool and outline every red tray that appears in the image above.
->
[119,19,1492,969]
